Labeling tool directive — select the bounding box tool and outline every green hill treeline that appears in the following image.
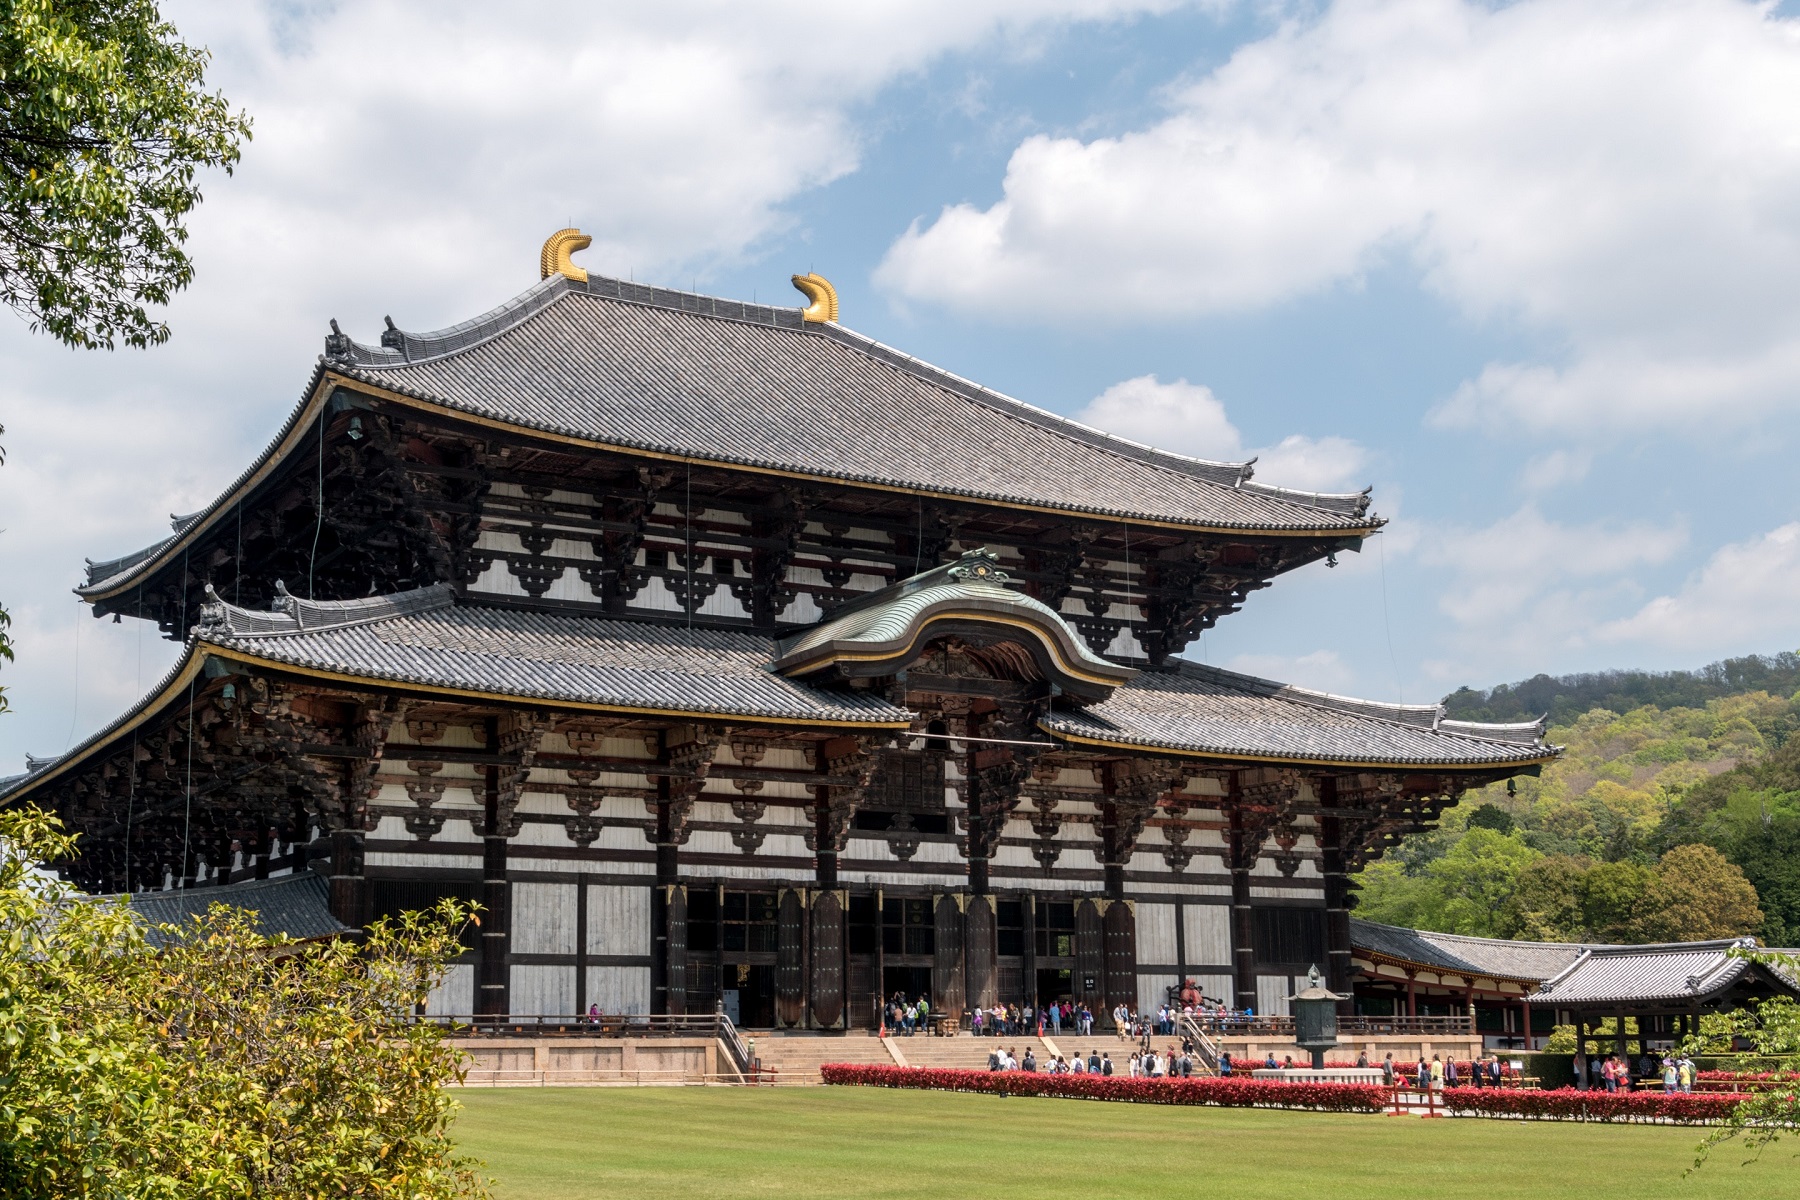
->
[1352,653,1800,947]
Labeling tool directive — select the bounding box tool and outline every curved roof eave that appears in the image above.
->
[75,274,1386,605]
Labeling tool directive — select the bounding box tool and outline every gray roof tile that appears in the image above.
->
[200,586,911,726]
[124,871,351,944]
[333,275,1377,531]
[1351,918,1587,982]
[1043,661,1555,767]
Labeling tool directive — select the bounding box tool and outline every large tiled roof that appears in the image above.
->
[124,871,351,944]
[1533,941,1797,1006]
[79,272,1378,601]
[1351,918,1587,982]
[1042,661,1555,768]
[333,274,1377,531]
[195,584,912,726]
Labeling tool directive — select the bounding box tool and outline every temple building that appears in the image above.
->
[0,231,1556,1029]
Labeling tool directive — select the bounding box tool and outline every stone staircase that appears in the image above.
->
[748,1029,1128,1083]
[748,1031,896,1083]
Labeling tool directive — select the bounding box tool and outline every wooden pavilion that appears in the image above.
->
[0,231,1556,1029]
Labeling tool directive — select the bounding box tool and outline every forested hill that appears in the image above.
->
[1441,652,1800,726]
[1352,651,1800,948]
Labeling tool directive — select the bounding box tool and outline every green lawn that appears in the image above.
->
[454,1086,1798,1200]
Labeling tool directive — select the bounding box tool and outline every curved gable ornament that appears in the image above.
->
[790,272,839,323]
[540,228,592,283]
[771,549,1135,702]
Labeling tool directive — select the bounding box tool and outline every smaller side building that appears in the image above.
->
[1349,918,1800,1054]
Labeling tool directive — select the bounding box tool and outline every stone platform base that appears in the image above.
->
[451,1036,740,1087]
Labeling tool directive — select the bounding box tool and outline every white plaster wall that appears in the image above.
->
[587,884,649,956]
[1193,974,1234,1006]
[1136,902,1177,965]
[1137,974,1178,1017]
[1184,902,1232,966]
[512,882,576,955]
[426,963,474,1016]
[1256,974,1295,1017]
[512,965,575,1015]
[586,966,650,1014]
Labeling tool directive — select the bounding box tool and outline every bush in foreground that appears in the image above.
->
[0,806,487,1199]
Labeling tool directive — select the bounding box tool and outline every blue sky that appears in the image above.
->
[4,0,1800,770]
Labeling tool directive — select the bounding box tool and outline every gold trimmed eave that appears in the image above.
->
[1042,722,1557,773]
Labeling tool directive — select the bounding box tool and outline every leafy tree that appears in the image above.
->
[1633,844,1762,943]
[0,805,489,1198]
[1575,860,1654,942]
[1497,854,1588,942]
[1465,802,1515,835]
[2,0,250,348]
[1421,827,1541,936]
[1444,652,1800,728]
[1690,952,1800,1170]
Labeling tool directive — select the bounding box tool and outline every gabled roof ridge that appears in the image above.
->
[196,581,455,639]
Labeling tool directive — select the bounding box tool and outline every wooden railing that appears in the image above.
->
[1185,1014,1474,1037]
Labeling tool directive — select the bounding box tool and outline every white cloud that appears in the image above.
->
[1226,649,1355,694]
[1519,449,1592,493]
[1419,505,1686,634]
[878,0,1800,435]
[1599,522,1800,652]
[0,0,1190,768]
[1074,374,1369,491]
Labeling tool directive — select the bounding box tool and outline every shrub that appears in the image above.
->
[820,1064,1389,1113]
[1440,1087,1741,1124]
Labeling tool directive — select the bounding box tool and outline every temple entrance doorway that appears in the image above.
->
[723,963,776,1028]
[883,965,932,1010]
[1037,968,1073,1010]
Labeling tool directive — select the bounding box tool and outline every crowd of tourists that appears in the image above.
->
[885,993,932,1035]
[1586,1052,1698,1093]
[982,1044,1202,1077]
[970,1001,1094,1037]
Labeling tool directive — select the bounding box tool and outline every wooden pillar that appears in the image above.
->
[477,802,510,1014]
[775,887,806,1028]
[1074,897,1105,1021]
[810,890,845,1028]
[1318,777,1354,1016]
[1102,899,1138,1022]
[1405,971,1418,1018]
[1519,998,1531,1050]
[575,872,589,1018]
[327,827,369,930]
[933,893,966,1021]
[1228,792,1257,1012]
[964,893,998,1012]
[1022,893,1038,1008]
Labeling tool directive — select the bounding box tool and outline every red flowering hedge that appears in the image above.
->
[1696,1070,1800,1085]
[820,1064,1389,1113]
[1439,1086,1743,1124]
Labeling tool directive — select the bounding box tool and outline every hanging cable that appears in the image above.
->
[914,499,925,576]
[123,584,144,893]
[1121,522,1136,654]
[62,600,81,750]
[308,412,325,598]
[235,497,244,605]
[685,463,694,628]
[1378,533,1404,704]
[180,675,197,888]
